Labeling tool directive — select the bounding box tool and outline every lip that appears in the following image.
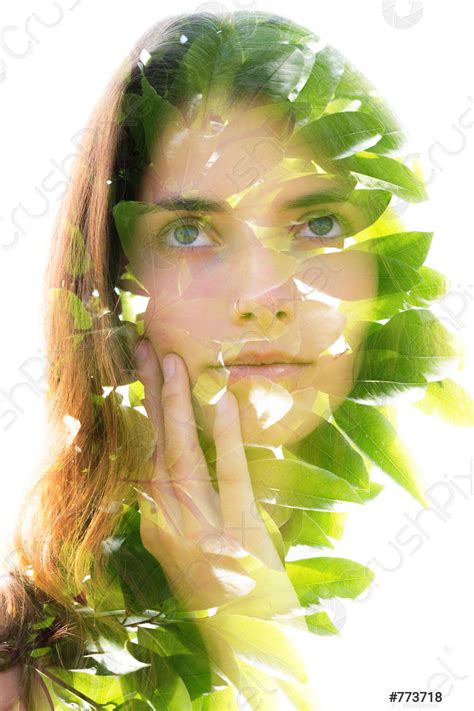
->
[225,363,310,384]
[224,350,309,366]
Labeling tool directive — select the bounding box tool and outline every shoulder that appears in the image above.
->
[0,572,65,709]
[0,663,26,710]
[0,662,52,711]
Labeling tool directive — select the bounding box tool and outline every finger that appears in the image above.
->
[135,338,165,461]
[213,391,274,563]
[135,339,183,534]
[160,353,220,533]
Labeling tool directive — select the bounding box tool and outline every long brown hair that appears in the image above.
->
[1,9,203,677]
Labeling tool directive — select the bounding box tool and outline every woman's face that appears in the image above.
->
[127,100,378,447]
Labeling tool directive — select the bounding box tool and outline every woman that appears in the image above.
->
[0,9,466,709]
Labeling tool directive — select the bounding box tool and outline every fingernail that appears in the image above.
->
[135,340,149,366]
[162,354,176,381]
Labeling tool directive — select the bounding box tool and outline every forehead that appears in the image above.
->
[137,99,346,208]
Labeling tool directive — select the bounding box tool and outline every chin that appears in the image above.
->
[196,390,324,449]
[192,366,328,449]
[237,408,324,447]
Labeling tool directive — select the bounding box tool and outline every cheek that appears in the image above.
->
[144,297,208,346]
[142,286,226,370]
[297,250,378,301]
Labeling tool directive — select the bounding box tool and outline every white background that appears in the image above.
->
[1,1,473,709]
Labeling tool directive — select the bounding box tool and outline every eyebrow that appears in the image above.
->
[149,187,350,214]
[280,190,348,210]
[150,197,230,213]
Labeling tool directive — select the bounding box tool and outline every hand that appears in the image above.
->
[133,339,317,708]
[133,338,301,617]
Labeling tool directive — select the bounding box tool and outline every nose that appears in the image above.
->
[230,230,298,328]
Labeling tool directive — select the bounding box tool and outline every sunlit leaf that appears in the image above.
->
[406,265,447,305]
[332,398,427,504]
[202,614,307,684]
[288,111,386,161]
[234,44,306,103]
[332,151,428,202]
[248,457,373,510]
[360,309,459,376]
[348,230,433,268]
[294,46,345,120]
[285,419,369,488]
[128,379,145,407]
[304,610,340,635]
[286,557,374,605]
[413,378,474,426]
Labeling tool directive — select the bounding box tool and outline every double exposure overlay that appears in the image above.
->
[1,10,471,710]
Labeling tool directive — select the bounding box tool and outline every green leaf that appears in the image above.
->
[234,44,306,102]
[333,62,406,154]
[375,254,423,296]
[288,111,386,161]
[137,627,194,658]
[348,231,433,269]
[291,510,348,549]
[406,266,448,305]
[120,642,194,709]
[236,656,319,710]
[258,503,287,564]
[361,309,459,376]
[164,620,213,699]
[286,557,374,605]
[294,46,345,120]
[167,28,243,114]
[112,200,149,265]
[30,646,52,658]
[248,457,374,510]
[139,72,185,161]
[342,189,392,234]
[304,610,340,635]
[259,501,293,528]
[285,418,369,489]
[118,289,138,324]
[332,151,428,202]
[293,512,333,549]
[413,378,474,426]
[341,292,406,321]
[108,506,174,613]
[279,508,304,546]
[191,686,238,710]
[354,481,385,502]
[350,349,429,403]
[85,644,151,676]
[128,379,145,407]
[34,668,100,709]
[332,399,427,504]
[310,511,348,540]
[30,615,55,631]
[202,614,308,684]
[40,666,126,704]
[48,288,92,330]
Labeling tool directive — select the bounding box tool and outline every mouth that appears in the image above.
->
[221,349,311,367]
[210,346,349,384]
[224,362,310,384]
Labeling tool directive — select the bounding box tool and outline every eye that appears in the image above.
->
[290,212,347,243]
[155,216,220,251]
